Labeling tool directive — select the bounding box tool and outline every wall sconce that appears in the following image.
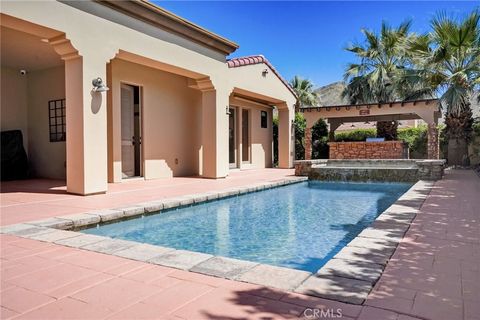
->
[226,106,231,115]
[262,69,269,77]
[92,77,109,92]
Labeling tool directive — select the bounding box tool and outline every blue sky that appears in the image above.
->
[156,1,478,88]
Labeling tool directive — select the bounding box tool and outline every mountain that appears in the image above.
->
[314,81,349,107]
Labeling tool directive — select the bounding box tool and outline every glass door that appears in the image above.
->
[242,109,250,163]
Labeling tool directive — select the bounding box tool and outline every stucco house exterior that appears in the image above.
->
[0,0,297,195]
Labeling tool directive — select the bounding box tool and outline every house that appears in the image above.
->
[0,0,297,195]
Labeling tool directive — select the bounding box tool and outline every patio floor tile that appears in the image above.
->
[0,286,55,313]
[172,287,304,320]
[140,281,214,315]
[15,297,111,320]
[71,277,164,312]
[6,263,97,294]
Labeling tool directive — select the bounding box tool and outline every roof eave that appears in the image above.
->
[95,0,239,56]
[227,55,298,100]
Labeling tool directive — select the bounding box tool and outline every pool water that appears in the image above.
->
[83,181,412,272]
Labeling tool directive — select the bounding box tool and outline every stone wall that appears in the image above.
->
[294,159,446,181]
[328,141,408,159]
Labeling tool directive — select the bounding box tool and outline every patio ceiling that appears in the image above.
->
[0,26,63,71]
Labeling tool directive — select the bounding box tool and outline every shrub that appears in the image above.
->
[294,112,307,160]
[397,125,428,158]
[312,118,329,159]
[335,129,376,142]
[273,112,310,164]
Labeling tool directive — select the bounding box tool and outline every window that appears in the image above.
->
[48,99,66,142]
[261,110,267,128]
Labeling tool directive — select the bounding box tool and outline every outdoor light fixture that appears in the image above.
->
[226,106,231,115]
[262,69,269,77]
[92,77,109,92]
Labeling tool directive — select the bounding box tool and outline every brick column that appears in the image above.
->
[427,123,439,159]
[305,127,312,160]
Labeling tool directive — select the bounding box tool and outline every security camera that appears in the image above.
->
[20,70,27,75]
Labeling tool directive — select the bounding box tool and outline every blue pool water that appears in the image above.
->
[83,181,411,272]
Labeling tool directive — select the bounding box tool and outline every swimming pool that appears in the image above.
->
[83,181,412,272]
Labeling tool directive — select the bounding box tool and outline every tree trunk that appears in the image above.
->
[445,108,473,166]
[447,138,469,166]
[376,121,398,141]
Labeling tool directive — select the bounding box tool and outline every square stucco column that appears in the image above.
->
[65,56,108,195]
[278,107,294,168]
[201,89,229,178]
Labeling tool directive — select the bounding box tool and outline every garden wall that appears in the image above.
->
[328,141,408,159]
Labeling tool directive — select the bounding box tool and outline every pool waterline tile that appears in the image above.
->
[0,177,431,305]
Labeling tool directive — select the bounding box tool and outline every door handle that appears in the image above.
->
[132,137,142,145]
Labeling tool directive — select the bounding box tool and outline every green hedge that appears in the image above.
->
[397,126,428,158]
[335,129,376,142]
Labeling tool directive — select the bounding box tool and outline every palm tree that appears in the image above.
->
[289,76,319,109]
[288,76,319,159]
[342,21,415,139]
[342,20,413,103]
[403,10,480,164]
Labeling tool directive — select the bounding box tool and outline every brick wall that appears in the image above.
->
[328,141,408,159]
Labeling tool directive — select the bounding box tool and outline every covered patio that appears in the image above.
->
[300,99,442,160]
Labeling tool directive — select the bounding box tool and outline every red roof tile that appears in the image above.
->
[227,55,297,99]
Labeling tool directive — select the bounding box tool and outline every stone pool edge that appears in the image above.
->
[0,177,433,305]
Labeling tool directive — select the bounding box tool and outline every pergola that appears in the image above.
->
[299,99,441,159]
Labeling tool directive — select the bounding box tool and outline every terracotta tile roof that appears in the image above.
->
[227,55,298,99]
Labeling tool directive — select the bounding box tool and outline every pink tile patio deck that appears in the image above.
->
[0,169,478,319]
[0,169,295,226]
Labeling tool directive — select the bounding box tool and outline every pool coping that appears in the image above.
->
[0,177,434,305]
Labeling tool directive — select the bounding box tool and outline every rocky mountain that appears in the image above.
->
[314,81,349,106]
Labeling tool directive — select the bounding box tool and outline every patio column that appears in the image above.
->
[278,106,294,168]
[328,120,341,142]
[416,107,440,160]
[200,86,229,178]
[304,127,312,160]
[50,36,113,195]
[63,55,109,195]
[427,123,439,159]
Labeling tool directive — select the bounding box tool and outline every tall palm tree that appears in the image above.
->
[342,21,415,139]
[289,76,319,109]
[403,10,480,164]
[342,20,413,103]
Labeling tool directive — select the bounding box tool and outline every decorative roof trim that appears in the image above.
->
[227,55,298,99]
[300,98,440,110]
[95,0,239,55]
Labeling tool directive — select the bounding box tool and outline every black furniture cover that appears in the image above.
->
[1,130,29,181]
